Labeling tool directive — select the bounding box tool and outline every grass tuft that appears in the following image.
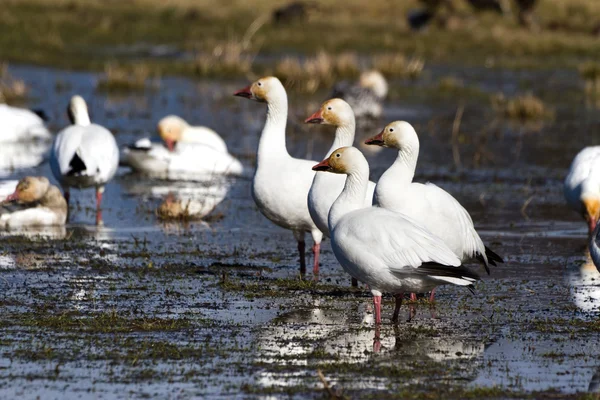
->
[194,40,256,78]
[492,93,552,121]
[372,53,424,79]
[579,61,600,95]
[0,62,28,103]
[96,63,160,92]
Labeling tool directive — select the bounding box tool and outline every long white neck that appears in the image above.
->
[73,109,91,126]
[326,121,355,158]
[257,95,289,164]
[329,162,369,229]
[381,141,419,187]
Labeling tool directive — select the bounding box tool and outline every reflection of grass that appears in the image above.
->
[492,93,553,121]
[0,63,28,103]
[579,62,600,95]
[1,0,600,77]
[96,63,159,92]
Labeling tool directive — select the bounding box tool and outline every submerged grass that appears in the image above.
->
[491,93,553,121]
[96,63,159,92]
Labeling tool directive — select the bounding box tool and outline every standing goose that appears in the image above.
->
[365,121,503,283]
[305,98,376,283]
[0,104,51,143]
[50,96,119,225]
[564,146,600,234]
[313,146,479,324]
[0,176,67,228]
[234,77,322,275]
[330,70,388,119]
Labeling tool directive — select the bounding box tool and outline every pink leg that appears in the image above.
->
[96,189,103,225]
[410,293,417,302]
[312,242,320,274]
[408,304,416,322]
[373,295,382,325]
[298,240,306,275]
[351,277,358,287]
[429,288,436,303]
[392,293,404,323]
[373,326,381,353]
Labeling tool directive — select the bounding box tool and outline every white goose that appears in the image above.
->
[564,146,600,234]
[313,146,479,324]
[50,95,119,225]
[0,104,51,143]
[123,116,243,180]
[305,98,376,277]
[234,76,322,275]
[365,121,503,283]
[0,176,67,228]
[330,70,388,119]
[590,222,600,273]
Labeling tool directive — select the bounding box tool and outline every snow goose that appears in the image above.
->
[330,70,388,119]
[365,121,503,280]
[0,104,51,143]
[564,146,600,234]
[122,137,243,180]
[313,146,480,324]
[0,176,67,228]
[590,222,600,273]
[305,98,376,283]
[157,115,228,153]
[50,95,119,225]
[234,76,323,275]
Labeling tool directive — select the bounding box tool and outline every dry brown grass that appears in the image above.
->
[0,62,28,103]
[96,63,160,92]
[194,40,256,77]
[579,62,600,95]
[492,93,553,121]
[438,76,464,92]
[274,51,360,94]
[372,53,424,79]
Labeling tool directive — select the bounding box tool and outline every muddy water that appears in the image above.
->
[0,63,599,398]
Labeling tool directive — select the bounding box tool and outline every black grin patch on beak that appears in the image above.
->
[306,117,324,124]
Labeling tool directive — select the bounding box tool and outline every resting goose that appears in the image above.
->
[564,146,600,234]
[0,104,51,143]
[313,146,479,324]
[122,116,243,180]
[234,76,323,275]
[0,176,67,228]
[50,95,119,225]
[365,121,503,283]
[330,70,388,119]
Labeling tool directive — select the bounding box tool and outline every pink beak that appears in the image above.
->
[589,218,597,235]
[233,85,253,99]
[365,130,385,146]
[312,159,331,171]
[305,109,324,124]
[3,191,19,203]
[165,138,175,152]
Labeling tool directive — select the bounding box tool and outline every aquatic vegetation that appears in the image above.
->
[96,63,160,92]
[274,51,360,94]
[579,61,600,95]
[0,62,28,103]
[194,40,256,78]
[371,53,424,79]
[491,92,553,121]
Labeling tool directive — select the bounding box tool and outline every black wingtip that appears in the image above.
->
[467,284,476,295]
[67,152,87,176]
[485,246,504,264]
[476,254,492,275]
[31,108,49,122]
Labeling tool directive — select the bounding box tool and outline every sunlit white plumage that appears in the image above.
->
[564,146,600,233]
[365,121,502,273]
[330,70,388,119]
[314,146,479,324]
[0,104,51,143]
[305,98,376,237]
[234,76,322,274]
[50,95,119,224]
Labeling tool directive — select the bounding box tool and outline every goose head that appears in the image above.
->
[359,70,388,99]
[365,121,418,150]
[233,76,286,104]
[305,98,355,127]
[312,146,365,175]
[3,176,50,204]
[158,115,190,152]
[67,95,91,126]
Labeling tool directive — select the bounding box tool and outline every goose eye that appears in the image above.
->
[335,153,341,158]
[327,107,332,110]
[257,82,262,86]
[389,128,394,132]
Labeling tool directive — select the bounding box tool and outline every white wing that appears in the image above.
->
[0,105,51,143]
[565,146,600,212]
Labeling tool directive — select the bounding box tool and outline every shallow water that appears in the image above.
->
[0,63,599,398]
